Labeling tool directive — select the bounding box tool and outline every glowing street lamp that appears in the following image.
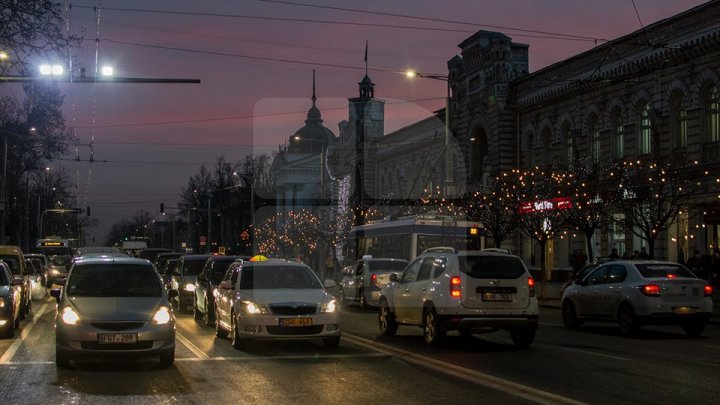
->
[39,64,64,76]
[101,66,114,76]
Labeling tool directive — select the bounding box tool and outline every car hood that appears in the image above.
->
[66,297,166,321]
[241,289,331,305]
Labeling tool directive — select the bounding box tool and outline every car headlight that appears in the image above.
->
[184,283,195,292]
[321,299,338,313]
[243,301,268,314]
[61,306,80,325]
[152,306,172,325]
[0,297,5,308]
[50,268,60,275]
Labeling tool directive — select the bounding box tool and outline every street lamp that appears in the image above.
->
[405,70,454,196]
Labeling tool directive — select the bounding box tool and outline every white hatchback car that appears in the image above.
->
[561,260,713,336]
[214,259,340,349]
[378,249,539,348]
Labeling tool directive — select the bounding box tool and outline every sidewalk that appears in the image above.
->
[537,282,720,325]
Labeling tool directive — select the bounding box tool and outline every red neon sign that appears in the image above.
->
[518,197,573,214]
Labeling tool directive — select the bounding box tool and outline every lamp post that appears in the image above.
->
[405,70,453,197]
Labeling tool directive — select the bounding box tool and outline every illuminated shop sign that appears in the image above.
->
[518,197,573,214]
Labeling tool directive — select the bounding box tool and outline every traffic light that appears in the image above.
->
[160,203,164,213]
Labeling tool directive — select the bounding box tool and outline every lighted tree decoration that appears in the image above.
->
[498,168,567,297]
[613,160,704,259]
[554,158,620,262]
[466,182,518,250]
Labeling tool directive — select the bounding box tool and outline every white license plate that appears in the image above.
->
[482,293,513,302]
[97,333,137,344]
[673,306,698,314]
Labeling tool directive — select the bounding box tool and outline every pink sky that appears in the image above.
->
[1,0,708,243]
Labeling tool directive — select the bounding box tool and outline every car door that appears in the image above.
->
[402,257,436,324]
[596,264,627,318]
[576,266,608,317]
[195,261,211,313]
[215,264,239,328]
[393,259,422,321]
[346,261,362,301]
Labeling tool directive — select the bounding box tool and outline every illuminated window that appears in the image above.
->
[588,115,600,163]
[706,84,719,142]
[671,91,687,148]
[639,103,652,155]
[562,122,574,162]
[612,107,624,159]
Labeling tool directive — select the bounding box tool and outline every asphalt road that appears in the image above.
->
[1,294,719,404]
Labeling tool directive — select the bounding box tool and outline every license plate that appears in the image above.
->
[97,333,138,344]
[279,318,312,327]
[673,306,698,314]
[482,293,513,302]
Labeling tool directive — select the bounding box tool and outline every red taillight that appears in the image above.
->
[666,273,677,279]
[705,285,713,297]
[640,284,661,296]
[450,276,461,298]
[527,276,535,297]
[370,273,379,288]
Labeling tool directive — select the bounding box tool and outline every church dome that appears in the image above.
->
[288,72,336,153]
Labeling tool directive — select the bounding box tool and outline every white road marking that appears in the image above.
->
[0,301,51,365]
[174,352,390,362]
[175,331,209,360]
[342,333,588,405]
[541,344,632,362]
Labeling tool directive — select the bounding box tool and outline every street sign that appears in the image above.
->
[199,235,207,246]
[219,246,226,255]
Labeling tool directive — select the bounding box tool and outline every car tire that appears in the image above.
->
[617,303,639,337]
[423,307,445,346]
[562,300,581,329]
[203,298,213,326]
[339,288,349,306]
[323,334,341,348]
[359,289,367,309]
[215,307,228,338]
[378,300,398,336]
[682,321,706,337]
[159,350,175,368]
[231,312,245,350]
[510,328,536,349]
[55,348,70,368]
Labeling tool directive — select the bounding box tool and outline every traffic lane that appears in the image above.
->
[340,305,720,404]
[0,308,537,405]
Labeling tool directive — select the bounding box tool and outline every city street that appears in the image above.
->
[1,294,719,404]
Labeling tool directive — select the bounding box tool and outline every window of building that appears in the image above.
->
[671,91,687,149]
[542,126,552,167]
[470,128,487,180]
[525,132,535,167]
[588,114,600,163]
[639,102,652,155]
[611,107,624,159]
[705,84,719,143]
[562,122,574,162]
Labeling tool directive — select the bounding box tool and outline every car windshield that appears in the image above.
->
[239,265,321,290]
[635,263,696,278]
[367,260,408,272]
[211,260,235,284]
[458,255,526,279]
[66,263,162,297]
[0,255,20,274]
[182,259,207,276]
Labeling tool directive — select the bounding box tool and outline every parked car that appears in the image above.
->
[25,258,47,300]
[193,255,246,326]
[378,248,539,348]
[45,255,73,287]
[0,245,32,319]
[0,262,22,338]
[214,259,340,349]
[170,254,210,312]
[559,257,618,296]
[50,255,178,367]
[339,256,408,308]
[561,260,713,337]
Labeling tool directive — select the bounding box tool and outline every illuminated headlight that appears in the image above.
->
[184,283,196,292]
[50,268,60,275]
[61,306,80,325]
[244,301,268,314]
[152,306,172,325]
[321,299,338,313]
[0,297,5,308]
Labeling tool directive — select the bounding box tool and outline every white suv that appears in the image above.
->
[378,249,539,348]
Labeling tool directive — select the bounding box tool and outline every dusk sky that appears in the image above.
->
[1,0,709,243]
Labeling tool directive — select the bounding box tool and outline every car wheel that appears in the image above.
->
[359,289,367,309]
[159,350,175,368]
[378,299,398,336]
[231,312,245,350]
[617,304,639,337]
[323,334,341,348]
[339,288,349,306]
[423,307,445,346]
[510,328,536,349]
[215,307,228,338]
[682,321,706,337]
[55,348,70,368]
[562,300,581,329]
[203,298,213,326]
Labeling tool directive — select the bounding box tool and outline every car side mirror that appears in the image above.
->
[218,280,233,290]
[324,279,336,289]
[389,274,399,283]
[167,289,179,299]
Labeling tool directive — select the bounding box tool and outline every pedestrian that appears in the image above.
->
[701,249,713,282]
[637,246,650,259]
[610,248,620,259]
[686,249,703,278]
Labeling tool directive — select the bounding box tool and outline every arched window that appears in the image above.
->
[470,128,488,180]
[638,102,652,155]
[525,131,535,168]
[704,84,719,142]
[562,121,574,162]
[611,107,624,159]
[541,126,552,167]
[670,90,687,149]
[588,114,600,163]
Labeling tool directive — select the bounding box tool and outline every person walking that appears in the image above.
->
[610,248,620,259]
[686,249,703,278]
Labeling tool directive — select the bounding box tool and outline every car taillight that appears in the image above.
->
[370,273,379,288]
[450,276,461,298]
[528,276,535,297]
[704,285,713,297]
[640,284,661,296]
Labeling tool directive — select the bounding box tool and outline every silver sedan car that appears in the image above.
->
[561,260,713,337]
[51,255,177,367]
